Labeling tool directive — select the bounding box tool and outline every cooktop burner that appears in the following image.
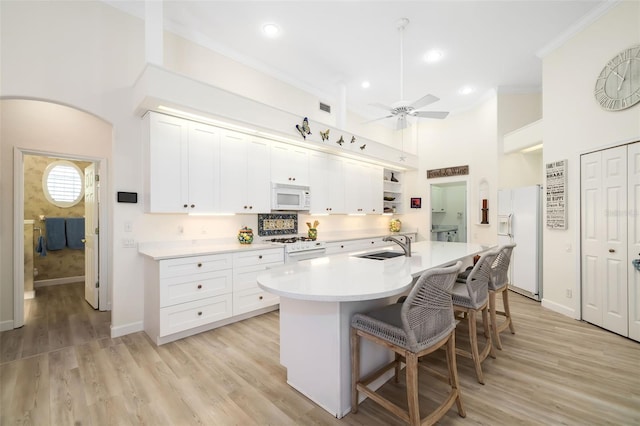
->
[269,236,315,244]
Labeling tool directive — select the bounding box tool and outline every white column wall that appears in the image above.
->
[541,1,640,317]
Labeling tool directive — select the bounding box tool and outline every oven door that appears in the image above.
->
[285,248,327,263]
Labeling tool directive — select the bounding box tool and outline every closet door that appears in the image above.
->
[628,142,640,341]
[581,146,628,336]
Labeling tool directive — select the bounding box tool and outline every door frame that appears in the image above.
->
[13,148,110,328]
[429,177,470,243]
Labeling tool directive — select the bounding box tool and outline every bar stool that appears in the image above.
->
[350,262,465,426]
[452,250,498,384]
[489,243,517,350]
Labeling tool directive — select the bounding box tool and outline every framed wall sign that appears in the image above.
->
[546,159,567,229]
[410,197,422,208]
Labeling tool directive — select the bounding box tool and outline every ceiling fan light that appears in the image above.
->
[262,23,279,37]
[424,49,444,63]
[361,81,370,89]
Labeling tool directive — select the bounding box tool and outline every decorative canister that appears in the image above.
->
[308,228,318,241]
[237,226,254,244]
[389,218,402,232]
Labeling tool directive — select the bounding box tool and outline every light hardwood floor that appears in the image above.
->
[1,283,639,425]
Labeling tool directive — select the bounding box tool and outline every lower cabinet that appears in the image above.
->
[144,247,284,345]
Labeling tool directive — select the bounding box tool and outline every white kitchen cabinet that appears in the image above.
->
[345,161,383,214]
[271,141,309,185]
[144,112,221,213]
[309,151,346,214]
[219,130,271,213]
[144,253,234,345]
[232,248,284,316]
[431,186,446,212]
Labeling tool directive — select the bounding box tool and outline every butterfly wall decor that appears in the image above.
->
[295,117,311,139]
[336,135,344,146]
[320,129,330,141]
[350,136,356,144]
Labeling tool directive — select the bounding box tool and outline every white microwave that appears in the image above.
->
[271,183,311,211]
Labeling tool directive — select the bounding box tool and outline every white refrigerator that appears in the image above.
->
[497,185,542,301]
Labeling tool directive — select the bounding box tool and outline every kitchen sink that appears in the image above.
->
[355,251,406,260]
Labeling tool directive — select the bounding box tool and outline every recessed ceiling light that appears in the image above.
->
[458,86,475,95]
[262,23,279,37]
[424,49,444,63]
[361,81,370,89]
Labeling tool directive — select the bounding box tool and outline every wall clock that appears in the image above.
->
[594,45,640,111]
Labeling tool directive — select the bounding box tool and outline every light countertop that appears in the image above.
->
[257,241,488,302]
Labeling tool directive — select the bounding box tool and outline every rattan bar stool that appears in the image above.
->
[452,250,498,384]
[489,243,517,350]
[350,262,465,426]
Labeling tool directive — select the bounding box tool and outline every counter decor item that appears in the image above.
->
[389,218,401,232]
[481,199,489,224]
[306,220,319,240]
[390,172,398,182]
[238,226,254,244]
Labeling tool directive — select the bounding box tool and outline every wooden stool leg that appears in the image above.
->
[467,310,484,385]
[482,306,496,359]
[394,352,401,383]
[489,290,503,350]
[503,287,516,334]
[446,333,466,418]
[406,351,420,426]
[351,328,360,414]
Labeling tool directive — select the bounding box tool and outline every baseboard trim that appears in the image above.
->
[34,276,84,288]
[541,298,577,319]
[111,321,144,338]
[0,320,15,332]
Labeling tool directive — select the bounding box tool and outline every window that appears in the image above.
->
[42,160,84,208]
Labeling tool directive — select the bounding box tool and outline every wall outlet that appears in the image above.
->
[566,289,572,298]
[122,238,136,248]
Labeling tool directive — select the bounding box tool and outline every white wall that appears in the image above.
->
[542,1,640,317]
[402,96,499,245]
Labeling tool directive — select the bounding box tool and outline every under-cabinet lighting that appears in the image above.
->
[308,213,330,216]
[382,213,393,216]
[521,143,543,153]
[188,212,236,216]
[348,213,367,216]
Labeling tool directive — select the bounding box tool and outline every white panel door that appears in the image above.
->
[581,146,628,336]
[628,142,640,341]
[219,130,249,213]
[84,163,99,309]
[245,136,271,213]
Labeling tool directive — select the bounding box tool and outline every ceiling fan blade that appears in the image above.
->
[362,115,393,124]
[412,111,449,119]
[410,94,439,110]
[369,102,394,111]
[396,115,408,130]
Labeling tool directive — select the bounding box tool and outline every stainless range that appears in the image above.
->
[268,236,326,263]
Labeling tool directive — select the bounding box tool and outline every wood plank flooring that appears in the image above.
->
[1,283,639,425]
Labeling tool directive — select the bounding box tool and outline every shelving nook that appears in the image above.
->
[383,169,403,214]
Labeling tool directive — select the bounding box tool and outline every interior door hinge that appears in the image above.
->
[95,174,100,182]
[95,227,99,235]
[95,281,99,288]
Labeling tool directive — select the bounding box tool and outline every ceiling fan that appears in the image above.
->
[366,18,449,130]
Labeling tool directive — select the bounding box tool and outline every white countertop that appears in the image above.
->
[257,241,488,302]
[137,228,418,260]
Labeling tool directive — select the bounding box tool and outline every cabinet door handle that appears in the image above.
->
[191,204,195,208]
[258,255,263,259]
[259,296,263,300]
[197,284,202,289]
[197,263,202,267]
[249,206,253,209]
[197,311,202,316]
[609,249,616,253]
[183,204,188,208]
[340,245,344,249]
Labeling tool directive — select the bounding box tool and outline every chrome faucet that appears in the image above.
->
[382,235,412,257]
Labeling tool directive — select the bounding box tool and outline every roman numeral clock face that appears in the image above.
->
[594,45,640,111]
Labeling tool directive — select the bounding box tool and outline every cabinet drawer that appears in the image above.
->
[160,270,233,307]
[233,262,283,292]
[160,253,232,278]
[159,294,232,337]
[233,248,284,268]
[233,288,279,316]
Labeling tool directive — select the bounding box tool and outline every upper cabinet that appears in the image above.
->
[144,112,220,214]
[309,151,345,214]
[219,131,271,214]
[271,142,309,185]
[431,186,446,212]
[345,161,383,214]
[383,169,403,214]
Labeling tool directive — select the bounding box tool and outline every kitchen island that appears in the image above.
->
[257,240,488,418]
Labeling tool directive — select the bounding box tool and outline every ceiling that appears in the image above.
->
[106,1,609,126]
